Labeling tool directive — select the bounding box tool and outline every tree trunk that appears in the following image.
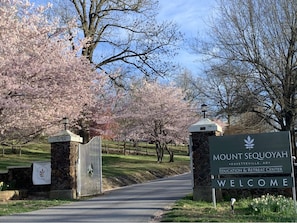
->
[123,140,126,155]
[155,141,163,163]
[164,144,174,162]
[78,127,90,144]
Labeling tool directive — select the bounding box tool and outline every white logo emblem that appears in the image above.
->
[244,136,254,150]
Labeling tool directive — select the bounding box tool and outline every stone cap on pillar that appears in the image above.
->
[188,118,222,133]
[48,130,83,143]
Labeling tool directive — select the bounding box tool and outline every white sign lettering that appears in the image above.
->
[212,177,292,189]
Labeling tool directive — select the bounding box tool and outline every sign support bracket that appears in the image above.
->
[211,175,216,208]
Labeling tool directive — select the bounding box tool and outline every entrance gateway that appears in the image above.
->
[209,131,296,206]
[77,136,102,197]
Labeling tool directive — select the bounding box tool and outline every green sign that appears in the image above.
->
[212,176,293,189]
[209,131,292,175]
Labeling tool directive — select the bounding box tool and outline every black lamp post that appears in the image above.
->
[62,117,69,130]
[201,104,207,118]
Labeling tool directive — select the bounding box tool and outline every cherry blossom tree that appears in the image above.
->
[116,80,197,162]
[0,0,105,144]
[72,83,123,143]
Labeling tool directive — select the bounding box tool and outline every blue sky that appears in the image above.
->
[158,0,216,35]
[157,0,217,75]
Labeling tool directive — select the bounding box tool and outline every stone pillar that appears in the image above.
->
[189,118,222,201]
[48,130,82,199]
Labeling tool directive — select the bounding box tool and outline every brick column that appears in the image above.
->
[48,130,82,199]
[190,131,215,201]
[189,118,222,201]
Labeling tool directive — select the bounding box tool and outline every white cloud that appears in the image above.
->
[158,0,216,35]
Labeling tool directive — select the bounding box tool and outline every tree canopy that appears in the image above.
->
[192,0,297,138]
[116,80,196,162]
[49,0,182,86]
[0,0,105,144]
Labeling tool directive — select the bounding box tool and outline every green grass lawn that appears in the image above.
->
[102,140,188,156]
[102,153,189,178]
[0,139,188,171]
[0,200,71,216]
[0,141,51,171]
[161,194,297,222]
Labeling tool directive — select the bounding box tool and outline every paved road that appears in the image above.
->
[0,173,192,222]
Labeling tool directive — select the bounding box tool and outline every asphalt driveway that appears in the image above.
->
[0,173,192,222]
